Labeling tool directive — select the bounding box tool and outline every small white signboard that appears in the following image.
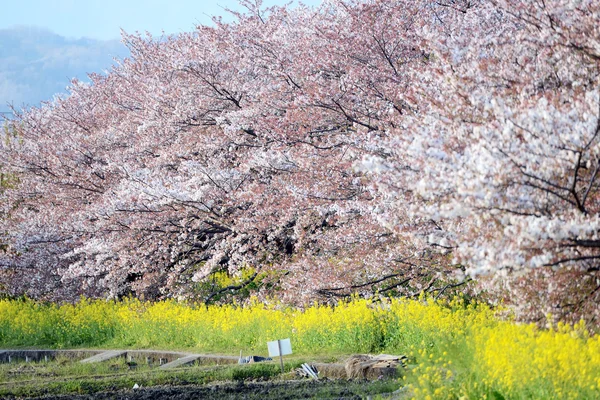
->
[267,338,292,357]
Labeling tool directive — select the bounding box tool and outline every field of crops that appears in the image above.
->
[1,296,599,399]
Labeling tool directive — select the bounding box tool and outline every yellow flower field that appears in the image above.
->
[0,296,598,399]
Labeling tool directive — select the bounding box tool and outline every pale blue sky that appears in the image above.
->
[0,0,322,40]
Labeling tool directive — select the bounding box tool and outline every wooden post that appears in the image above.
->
[277,339,284,373]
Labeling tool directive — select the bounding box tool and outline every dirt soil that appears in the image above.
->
[16,380,387,400]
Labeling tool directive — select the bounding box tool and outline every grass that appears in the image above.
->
[1,296,599,399]
[0,357,399,399]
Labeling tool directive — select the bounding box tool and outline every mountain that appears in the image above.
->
[0,26,129,113]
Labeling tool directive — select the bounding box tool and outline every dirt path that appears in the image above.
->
[15,380,381,400]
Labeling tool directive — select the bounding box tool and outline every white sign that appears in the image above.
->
[267,338,292,357]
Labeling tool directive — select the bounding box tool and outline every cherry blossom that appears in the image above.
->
[1,0,598,323]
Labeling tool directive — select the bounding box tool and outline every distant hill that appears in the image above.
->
[0,26,129,113]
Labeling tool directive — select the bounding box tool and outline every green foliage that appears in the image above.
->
[189,265,277,304]
[1,121,20,194]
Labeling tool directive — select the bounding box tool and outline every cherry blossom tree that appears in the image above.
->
[1,0,598,324]
[1,0,452,304]
[363,0,600,323]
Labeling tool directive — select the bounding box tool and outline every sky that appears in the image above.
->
[0,0,321,40]
[0,0,321,113]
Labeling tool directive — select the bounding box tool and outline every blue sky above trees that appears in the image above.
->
[1,0,321,40]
